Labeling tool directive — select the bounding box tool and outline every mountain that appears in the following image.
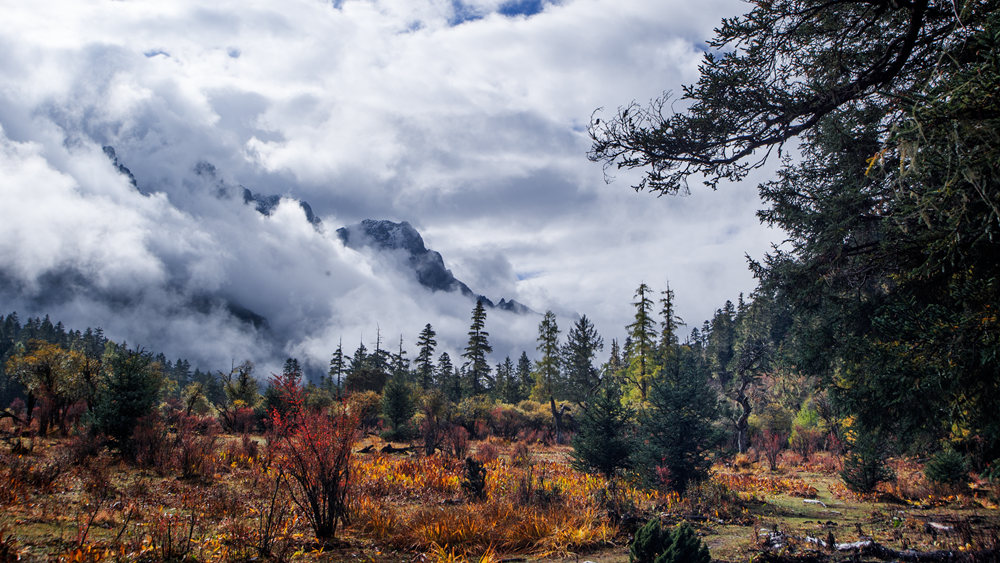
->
[102,146,139,192]
[104,148,532,315]
[242,187,321,227]
[336,219,532,314]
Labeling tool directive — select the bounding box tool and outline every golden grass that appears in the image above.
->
[4,435,999,562]
[347,453,631,558]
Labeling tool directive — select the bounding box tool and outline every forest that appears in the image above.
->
[2,0,999,561]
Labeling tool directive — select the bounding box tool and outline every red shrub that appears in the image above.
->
[444,425,470,459]
[225,434,260,469]
[790,427,825,457]
[175,414,220,481]
[510,441,532,467]
[753,430,786,471]
[489,405,526,439]
[268,374,359,543]
[131,413,172,472]
[474,441,500,465]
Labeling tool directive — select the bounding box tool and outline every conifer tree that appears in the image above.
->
[605,339,623,382]
[638,346,717,492]
[415,323,437,388]
[391,335,409,380]
[626,283,659,402]
[531,310,561,400]
[345,341,388,393]
[493,356,517,404]
[326,340,345,397]
[706,301,736,388]
[658,285,683,353]
[437,352,461,402]
[571,376,634,480]
[590,0,1000,466]
[562,314,604,404]
[462,300,492,396]
[515,352,532,402]
[89,345,163,453]
[381,370,414,440]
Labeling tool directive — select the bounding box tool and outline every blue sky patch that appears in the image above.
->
[449,0,485,25]
[499,0,546,17]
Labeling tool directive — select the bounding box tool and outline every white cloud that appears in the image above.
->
[0,0,778,375]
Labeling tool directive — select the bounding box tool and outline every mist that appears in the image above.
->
[0,0,778,377]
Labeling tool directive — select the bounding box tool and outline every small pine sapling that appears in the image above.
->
[461,457,487,501]
[630,519,710,563]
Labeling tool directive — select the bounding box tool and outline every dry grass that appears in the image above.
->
[2,434,999,562]
[348,453,624,558]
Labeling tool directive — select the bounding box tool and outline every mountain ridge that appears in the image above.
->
[104,148,533,316]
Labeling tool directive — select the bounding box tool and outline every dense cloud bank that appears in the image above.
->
[0,0,776,375]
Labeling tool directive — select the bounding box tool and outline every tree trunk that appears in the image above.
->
[550,397,564,445]
[735,378,752,453]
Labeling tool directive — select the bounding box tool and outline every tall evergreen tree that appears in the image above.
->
[728,298,772,453]
[493,356,517,404]
[706,301,736,388]
[626,283,659,402]
[531,310,562,400]
[515,351,532,403]
[562,315,604,404]
[326,339,346,397]
[415,323,437,388]
[658,285,683,353]
[571,376,634,480]
[391,335,409,380]
[345,342,369,392]
[381,369,415,439]
[638,346,717,492]
[461,300,492,396]
[89,345,163,453]
[437,352,461,403]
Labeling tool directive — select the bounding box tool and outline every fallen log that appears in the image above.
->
[760,530,997,562]
[379,443,415,454]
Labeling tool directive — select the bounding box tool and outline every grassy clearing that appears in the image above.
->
[1,436,997,562]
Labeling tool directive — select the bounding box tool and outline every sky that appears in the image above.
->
[0,0,781,377]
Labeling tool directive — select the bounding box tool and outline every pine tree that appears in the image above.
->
[705,301,736,388]
[391,335,410,381]
[638,346,717,492]
[89,345,163,453]
[571,377,634,480]
[437,352,461,402]
[345,341,388,393]
[658,285,683,354]
[462,300,492,396]
[605,339,623,381]
[562,314,604,404]
[381,370,415,440]
[626,283,659,402]
[283,357,302,379]
[531,310,561,401]
[493,356,517,404]
[515,352,532,402]
[415,323,437,388]
[326,340,346,396]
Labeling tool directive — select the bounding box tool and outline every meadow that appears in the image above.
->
[2,422,998,562]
